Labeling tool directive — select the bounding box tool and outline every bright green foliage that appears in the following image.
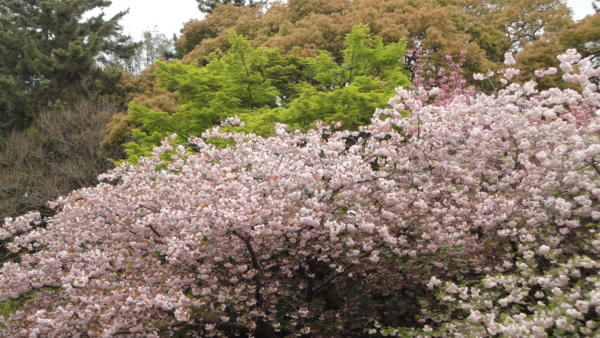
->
[124,32,284,162]
[279,25,409,130]
[0,0,138,137]
[123,25,410,163]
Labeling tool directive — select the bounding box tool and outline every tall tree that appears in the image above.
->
[178,0,572,81]
[460,0,572,52]
[0,0,138,137]
[559,12,600,62]
[196,0,268,14]
[108,27,175,75]
[108,25,411,163]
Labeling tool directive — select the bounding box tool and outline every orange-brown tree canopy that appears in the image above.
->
[515,11,600,89]
[176,0,575,78]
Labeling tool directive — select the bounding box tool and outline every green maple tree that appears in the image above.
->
[118,25,411,163]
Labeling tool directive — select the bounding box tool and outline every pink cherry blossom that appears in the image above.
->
[2,50,600,337]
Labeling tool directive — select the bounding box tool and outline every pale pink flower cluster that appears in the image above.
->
[1,50,600,337]
[364,51,600,337]
[504,52,516,66]
[535,67,558,78]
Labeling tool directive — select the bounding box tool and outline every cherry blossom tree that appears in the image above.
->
[1,49,599,337]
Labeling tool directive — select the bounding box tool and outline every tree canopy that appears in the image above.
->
[196,0,268,14]
[107,27,176,75]
[0,0,137,137]
[112,25,411,163]
[509,10,600,89]
[176,0,573,78]
[1,49,599,337]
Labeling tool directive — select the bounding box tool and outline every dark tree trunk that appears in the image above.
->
[256,318,277,338]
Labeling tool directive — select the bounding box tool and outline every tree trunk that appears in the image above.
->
[256,318,277,338]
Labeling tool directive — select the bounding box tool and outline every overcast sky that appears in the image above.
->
[93,0,595,41]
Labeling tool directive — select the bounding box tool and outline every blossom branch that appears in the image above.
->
[310,244,384,301]
[232,230,265,277]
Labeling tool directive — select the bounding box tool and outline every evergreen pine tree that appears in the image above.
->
[0,0,138,137]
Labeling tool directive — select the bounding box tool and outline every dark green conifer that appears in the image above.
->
[0,0,138,137]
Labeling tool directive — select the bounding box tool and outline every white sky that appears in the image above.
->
[95,0,594,41]
[568,0,597,20]
[91,0,203,40]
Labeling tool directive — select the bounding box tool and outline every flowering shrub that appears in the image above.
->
[1,49,599,337]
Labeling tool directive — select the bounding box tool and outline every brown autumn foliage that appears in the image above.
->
[560,11,600,61]
[176,0,574,78]
[514,11,600,89]
[100,63,180,151]
[513,35,568,89]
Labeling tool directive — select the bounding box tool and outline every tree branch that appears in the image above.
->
[139,204,161,213]
[114,319,250,336]
[310,244,383,299]
[232,230,265,277]
[305,256,317,303]
[147,224,163,239]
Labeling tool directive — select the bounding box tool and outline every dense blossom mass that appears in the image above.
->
[1,50,600,337]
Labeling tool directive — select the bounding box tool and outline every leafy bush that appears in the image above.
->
[0,99,123,220]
